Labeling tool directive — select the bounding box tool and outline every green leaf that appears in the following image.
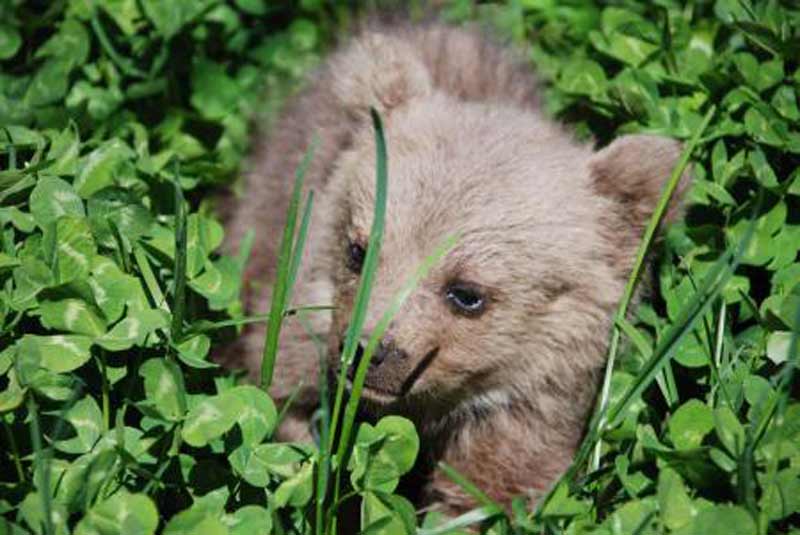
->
[759,467,800,521]
[139,358,187,422]
[274,461,314,508]
[0,23,22,59]
[657,468,696,530]
[0,369,26,412]
[672,504,756,535]
[56,449,118,514]
[97,308,168,351]
[191,59,241,120]
[53,216,97,283]
[163,507,229,535]
[772,85,800,120]
[55,396,103,454]
[668,399,715,450]
[350,416,420,493]
[228,385,277,447]
[46,124,82,176]
[743,106,788,147]
[89,256,146,323]
[748,147,779,188]
[29,177,85,228]
[541,481,593,517]
[74,140,135,198]
[39,298,107,337]
[25,59,73,107]
[174,334,215,368]
[600,498,658,535]
[766,331,793,365]
[223,506,271,535]
[19,492,69,535]
[140,0,213,38]
[181,389,243,447]
[36,17,90,65]
[99,0,144,35]
[74,491,158,535]
[558,58,608,97]
[361,492,416,535]
[20,334,93,373]
[713,406,745,456]
[87,187,154,247]
[229,443,311,487]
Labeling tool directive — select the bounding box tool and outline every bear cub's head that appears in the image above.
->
[318,34,688,427]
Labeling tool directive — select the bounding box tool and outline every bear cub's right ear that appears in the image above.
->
[589,134,691,236]
[329,32,433,117]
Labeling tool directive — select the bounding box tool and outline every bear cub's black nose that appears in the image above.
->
[342,338,404,380]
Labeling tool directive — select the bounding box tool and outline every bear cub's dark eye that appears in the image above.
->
[346,240,366,273]
[445,283,485,316]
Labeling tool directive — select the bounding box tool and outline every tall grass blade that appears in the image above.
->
[438,462,503,512]
[171,166,188,342]
[286,191,314,306]
[133,246,169,312]
[326,109,388,452]
[325,109,389,533]
[27,396,54,535]
[188,306,333,334]
[606,249,736,426]
[260,140,316,389]
[591,105,716,469]
[417,506,504,535]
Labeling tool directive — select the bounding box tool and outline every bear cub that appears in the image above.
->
[223,21,687,515]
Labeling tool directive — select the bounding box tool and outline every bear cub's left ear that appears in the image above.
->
[589,134,691,235]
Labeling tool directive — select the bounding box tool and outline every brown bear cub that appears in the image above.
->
[223,21,687,515]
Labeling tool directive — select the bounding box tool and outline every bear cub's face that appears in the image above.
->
[319,93,685,419]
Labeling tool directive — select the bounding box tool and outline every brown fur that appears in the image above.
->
[221,20,688,516]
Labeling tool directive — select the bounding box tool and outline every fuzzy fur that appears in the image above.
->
[221,20,688,515]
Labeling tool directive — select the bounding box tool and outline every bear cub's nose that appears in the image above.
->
[344,337,407,379]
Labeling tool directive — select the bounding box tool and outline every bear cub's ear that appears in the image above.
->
[589,134,691,234]
[330,32,433,117]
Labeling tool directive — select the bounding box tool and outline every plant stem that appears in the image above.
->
[27,395,54,535]
[3,415,25,484]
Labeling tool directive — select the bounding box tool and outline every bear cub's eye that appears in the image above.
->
[445,282,485,316]
[346,240,366,273]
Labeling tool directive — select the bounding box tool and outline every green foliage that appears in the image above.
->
[1,0,799,534]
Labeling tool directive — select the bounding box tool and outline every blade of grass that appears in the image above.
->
[750,300,800,449]
[326,109,389,456]
[606,249,737,427]
[286,190,314,306]
[171,168,188,343]
[297,310,332,535]
[187,306,334,334]
[133,245,169,313]
[590,105,716,470]
[325,109,389,534]
[417,506,504,535]
[3,415,25,483]
[27,395,54,535]
[236,229,255,270]
[260,140,316,389]
[616,316,675,406]
[438,462,504,512]
[107,218,132,273]
[603,189,760,431]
